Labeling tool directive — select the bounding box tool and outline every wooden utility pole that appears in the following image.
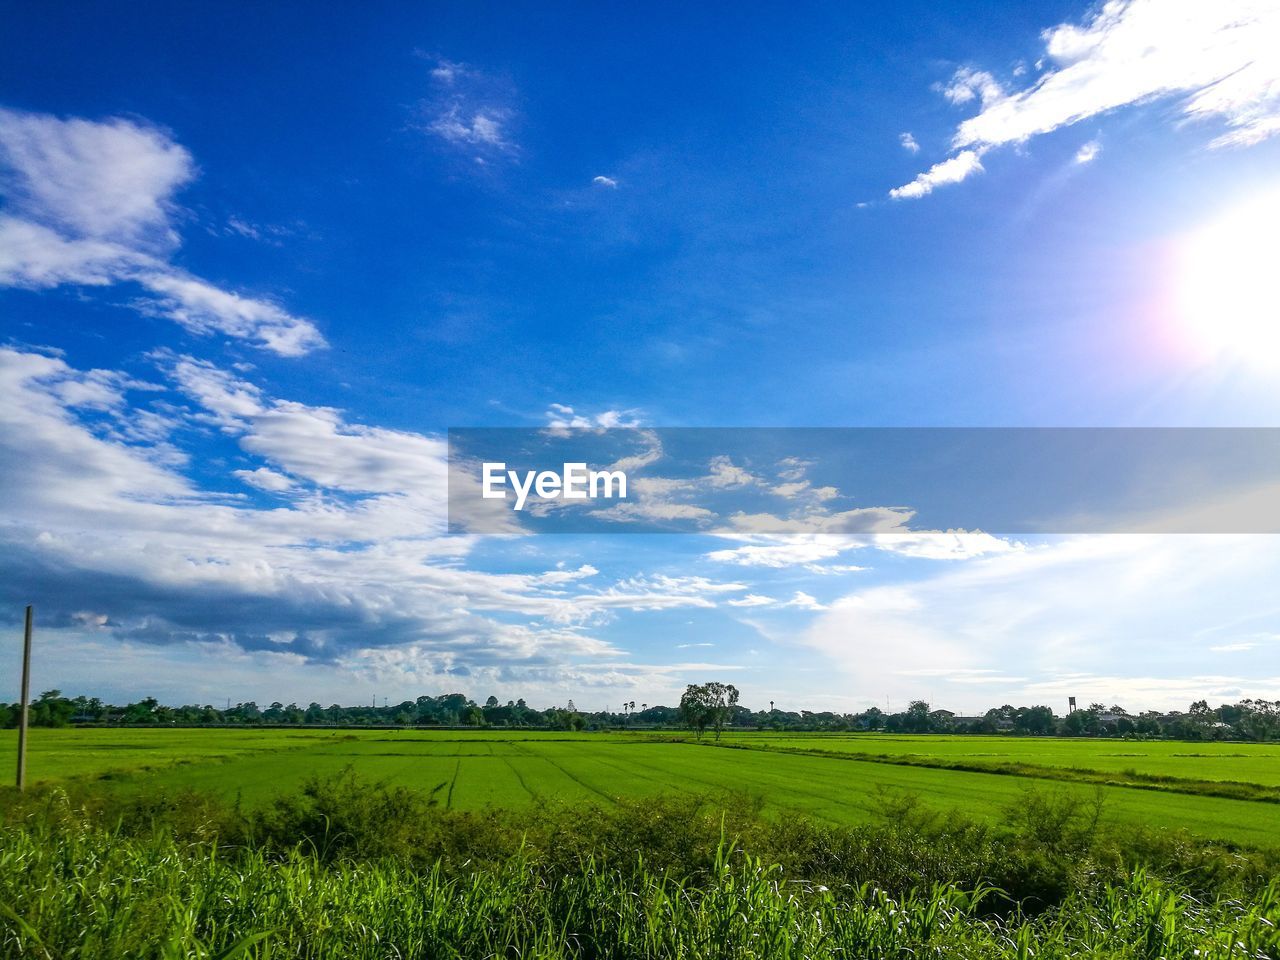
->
[16,605,32,791]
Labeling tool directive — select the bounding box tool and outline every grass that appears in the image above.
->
[718,732,1280,786]
[2,776,1279,959]
[5,728,1280,847]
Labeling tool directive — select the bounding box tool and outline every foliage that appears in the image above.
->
[680,682,740,740]
[1,775,1279,958]
[6,690,1280,742]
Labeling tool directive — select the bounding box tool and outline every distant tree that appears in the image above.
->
[903,700,932,733]
[1014,705,1055,735]
[1239,699,1279,741]
[679,682,740,740]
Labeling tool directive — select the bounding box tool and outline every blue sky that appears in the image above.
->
[2,0,1280,713]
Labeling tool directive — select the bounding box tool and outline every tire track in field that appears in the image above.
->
[502,756,538,801]
[445,759,461,809]
[529,751,618,805]
[607,745,869,820]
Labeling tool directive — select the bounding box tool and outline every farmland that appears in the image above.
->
[5,727,1280,847]
[5,727,1280,958]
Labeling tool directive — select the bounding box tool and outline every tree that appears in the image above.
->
[904,700,932,733]
[1014,705,1055,735]
[1239,699,1279,741]
[679,682,740,740]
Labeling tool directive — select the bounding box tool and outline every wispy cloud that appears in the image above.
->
[544,403,643,434]
[0,108,325,355]
[420,58,517,161]
[892,0,1280,198]
[802,535,1280,710]
[889,150,984,200]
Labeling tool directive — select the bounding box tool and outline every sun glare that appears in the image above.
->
[1174,188,1280,368]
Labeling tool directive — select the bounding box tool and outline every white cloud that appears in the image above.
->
[430,59,466,85]
[802,534,1280,710]
[889,150,985,199]
[163,353,265,426]
[592,175,618,188]
[724,506,917,534]
[429,106,511,149]
[599,501,716,524]
[138,272,326,357]
[1074,139,1101,164]
[707,455,757,488]
[894,0,1280,198]
[708,536,855,568]
[544,403,643,435]
[0,108,325,355]
[727,594,777,607]
[940,67,1005,108]
[899,132,920,153]
[0,107,191,245]
[233,467,295,493]
[0,348,747,690]
[782,591,826,611]
[422,58,517,159]
[707,531,1012,568]
[0,217,138,287]
[240,401,450,495]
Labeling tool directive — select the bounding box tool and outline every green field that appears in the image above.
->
[5,728,1280,847]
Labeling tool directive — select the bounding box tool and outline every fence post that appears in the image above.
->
[16,605,32,791]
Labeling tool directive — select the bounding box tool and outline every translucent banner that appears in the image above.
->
[447,428,1280,534]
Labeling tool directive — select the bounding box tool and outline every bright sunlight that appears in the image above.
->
[1175,186,1280,367]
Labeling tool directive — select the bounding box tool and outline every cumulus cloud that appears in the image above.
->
[899,132,920,153]
[940,67,1005,108]
[892,0,1280,198]
[592,175,618,188]
[0,107,325,354]
[0,347,740,690]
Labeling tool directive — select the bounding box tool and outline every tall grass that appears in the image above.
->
[1,773,1279,958]
[1,822,1277,959]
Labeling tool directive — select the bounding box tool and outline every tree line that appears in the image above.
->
[3,687,1278,741]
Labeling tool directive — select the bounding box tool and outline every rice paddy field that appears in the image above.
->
[4,727,1280,848]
